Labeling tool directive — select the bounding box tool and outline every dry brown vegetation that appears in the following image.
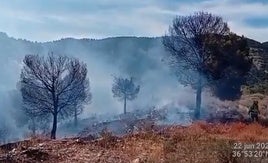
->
[1,121,268,163]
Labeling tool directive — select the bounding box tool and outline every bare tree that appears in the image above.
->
[112,77,140,114]
[163,12,251,119]
[20,53,91,139]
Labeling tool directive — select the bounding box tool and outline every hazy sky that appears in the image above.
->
[0,0,267,42]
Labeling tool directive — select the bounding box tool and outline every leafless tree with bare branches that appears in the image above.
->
[20,53,91,139]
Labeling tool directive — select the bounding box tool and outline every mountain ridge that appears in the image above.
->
[0,32,267,73]
[0,31,267,82]
[0,32,163,44]
[0,31,266,44]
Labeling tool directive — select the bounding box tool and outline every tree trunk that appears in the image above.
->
[51,86,58,139]
[51,113,57,139]
[124,96,127,114]
[195,75,202,119]
[74,108,78,127]
[32,118,36,136]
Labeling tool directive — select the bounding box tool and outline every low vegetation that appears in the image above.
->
[1,122,268,163]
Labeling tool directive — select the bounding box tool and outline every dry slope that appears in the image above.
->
[1,122,268,163]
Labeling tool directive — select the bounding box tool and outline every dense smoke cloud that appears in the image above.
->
[0,34,198,140]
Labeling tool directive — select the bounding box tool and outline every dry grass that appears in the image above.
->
[1,122,268,163]
[117,121,268,163]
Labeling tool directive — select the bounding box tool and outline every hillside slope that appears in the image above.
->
[1,122,268,163]
[0,32,267,143]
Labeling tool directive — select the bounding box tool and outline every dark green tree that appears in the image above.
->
[163,12,251,119]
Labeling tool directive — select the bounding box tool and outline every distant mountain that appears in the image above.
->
[0,32,267,110]
[0,33,166,78]
[0,32,267,80]
[0,32,267,88]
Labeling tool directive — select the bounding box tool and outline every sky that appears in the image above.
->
[0,0,267,42]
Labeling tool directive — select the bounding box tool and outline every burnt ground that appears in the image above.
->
[1,122,268,163]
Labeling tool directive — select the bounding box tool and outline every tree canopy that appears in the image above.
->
[20,53,91,139]
[163,12,252,118]
[112,77,140,114]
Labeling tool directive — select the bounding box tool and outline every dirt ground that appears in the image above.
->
[1,121,268,163]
